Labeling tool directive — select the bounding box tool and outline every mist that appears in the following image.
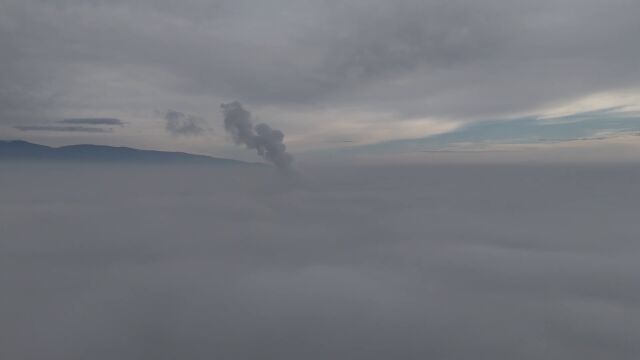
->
[1,162,639,359]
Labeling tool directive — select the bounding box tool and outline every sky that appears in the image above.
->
[2,0,640,161]
[2,163,639,359]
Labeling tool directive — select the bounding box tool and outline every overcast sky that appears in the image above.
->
[1,0,640,159]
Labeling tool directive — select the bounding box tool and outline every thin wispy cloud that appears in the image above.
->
[58,118,124,126]
[14,125,113,133]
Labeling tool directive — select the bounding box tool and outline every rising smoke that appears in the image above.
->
[222,101,293,171]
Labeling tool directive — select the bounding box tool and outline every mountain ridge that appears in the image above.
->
[0,140,253,166]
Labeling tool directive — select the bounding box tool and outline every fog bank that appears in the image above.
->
[1,163,639,359]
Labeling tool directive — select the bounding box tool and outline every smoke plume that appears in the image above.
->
[222,101,293,171]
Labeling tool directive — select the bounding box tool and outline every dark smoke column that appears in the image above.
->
[221,101,293,171]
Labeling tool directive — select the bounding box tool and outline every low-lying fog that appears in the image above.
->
[1,162,639,359]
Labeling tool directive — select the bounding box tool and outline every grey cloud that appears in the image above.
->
[14,125,113,133]
[1,0,639,127]
[1,162,639,359]
[163,109,205,136]
[58,118,124,126]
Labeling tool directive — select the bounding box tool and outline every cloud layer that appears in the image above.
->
[1,163,639,359]
[1,0,639,150]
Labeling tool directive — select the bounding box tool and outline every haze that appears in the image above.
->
[2,0,640,358]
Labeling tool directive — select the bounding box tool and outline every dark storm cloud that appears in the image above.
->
[163,110,205,136]
[14,125,112,133]
[1,0,639,126]
[1,163,639,359]
[58,118,124,126]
